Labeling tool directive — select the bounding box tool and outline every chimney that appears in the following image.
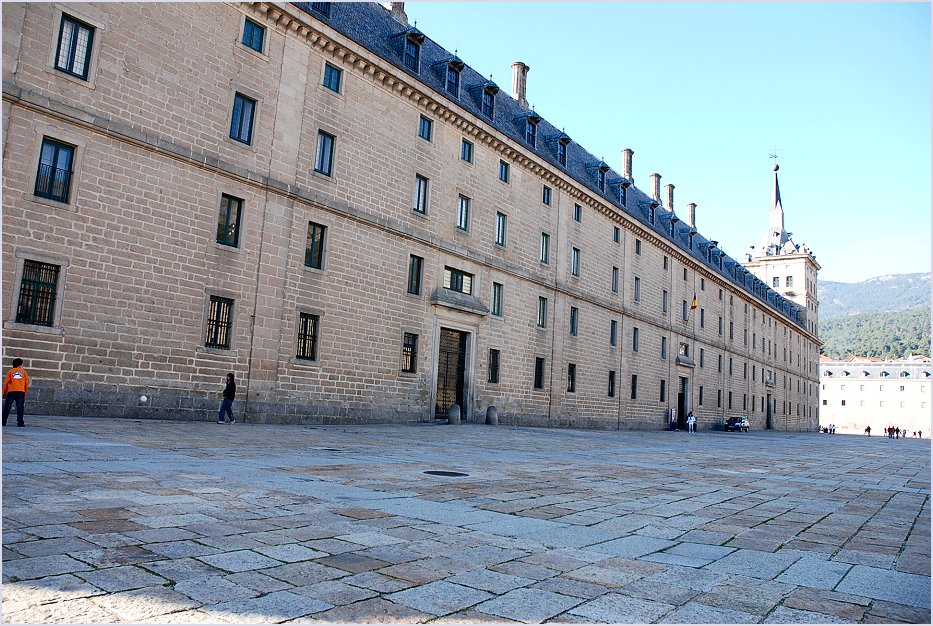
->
[621,148,634,183]
[649,173,661,202]
[686,202,697,228]
[385,2,408,25]
[664,183,675,213]
[511,62,530,109]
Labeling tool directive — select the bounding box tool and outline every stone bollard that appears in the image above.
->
[448,404,461,425]
[485,406,498,425]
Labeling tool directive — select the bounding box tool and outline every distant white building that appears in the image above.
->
[819,355,932,435]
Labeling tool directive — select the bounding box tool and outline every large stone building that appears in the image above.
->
[819,355,932,435]
[1,2,820,429]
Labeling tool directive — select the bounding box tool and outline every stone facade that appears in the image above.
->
[1,2,820,429]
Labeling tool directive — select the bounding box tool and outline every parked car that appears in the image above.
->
[724,416,749,432]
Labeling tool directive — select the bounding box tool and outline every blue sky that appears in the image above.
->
[405,2,931,283]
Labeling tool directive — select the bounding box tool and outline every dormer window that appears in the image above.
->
[597,168,606,192]
[670,215,680,238]
[525,118,538,147]
[481,85,497,118]
[310,2,331,18]
[647,204,655,224]
[445,59,463,97]
[556,134,570,167]
[404,31,424,72]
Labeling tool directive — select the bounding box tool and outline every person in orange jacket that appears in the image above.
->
[3,358,30,427]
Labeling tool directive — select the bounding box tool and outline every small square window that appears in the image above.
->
[461,139,473,163]
[305,221,327,269]
[401,332,418,373]
[216,194,243,247]
[296,312,319,361]
[230,93,256,144]
[542,185,552,206]
[418,115,433,141]
[242,18,265,53]
[488,349,501,383]
[15,260,61,327]
[55,14,95,80]
[314,130,335,176]
[206,296,234,349]
[34,137,74,203]
[499,160,510,182]
[323,62,342,92]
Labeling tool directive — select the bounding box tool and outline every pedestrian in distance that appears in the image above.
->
[2,358,30,427]
[865,426,871,436]
[686,410,696,433]
[218,372,236,424]
[895,427,900,439]
[919,431,923,439]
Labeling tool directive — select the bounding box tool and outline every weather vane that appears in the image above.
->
[769,146,780,166]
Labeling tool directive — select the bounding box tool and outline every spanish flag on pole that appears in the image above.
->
[690,293,698,310]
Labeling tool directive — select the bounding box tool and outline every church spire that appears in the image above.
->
[758,162,791,255]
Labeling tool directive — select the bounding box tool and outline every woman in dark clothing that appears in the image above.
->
[218,372,236,424]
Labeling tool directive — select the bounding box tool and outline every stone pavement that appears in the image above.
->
[2,417,930,624]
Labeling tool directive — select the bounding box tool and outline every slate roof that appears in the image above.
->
[292,2,804,329]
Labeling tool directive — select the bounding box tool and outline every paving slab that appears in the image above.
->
[658,599,760,623]
[567,592,675,623]
[776,555,853,589]
[473,587,584,622]
[835,564,931,608]
[703,547,802,580]
[386,580,493,615]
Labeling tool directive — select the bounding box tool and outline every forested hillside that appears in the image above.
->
[819,273,929,319]
[820,306,931,359]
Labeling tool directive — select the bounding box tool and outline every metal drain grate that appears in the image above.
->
[424,470,469,477]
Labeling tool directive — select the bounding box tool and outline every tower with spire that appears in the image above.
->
[745,162,821,338]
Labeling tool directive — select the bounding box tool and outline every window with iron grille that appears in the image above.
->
[482,88,495,118]
[323,62,342,92]
[314,130,334,175]
[537,296,548,328]
[305,221,326,269]
[491,282,503,317]
[15,260,60,327]
[216,194,242,247]
[443,267,473,294]
[446,65,460,96]
[206,296,233,349]
[461,139,473,163]
[567,363,576,393]
[407,255,423,295]
[34,137,74,203]
[242,18,265,53]
[404,36,420,71]
[608,370,616,397]
[230,93,256,144]
[488,349,500,383]
[457,195,470,231]
[570,306,578,336]
[401,332,418,373]
[55,14,94,80]
[533,357,545,389]
[413,174,428,214]
[540,232,550,264]
[495,212,507,246]
[498,159,509,182]
[296,312,319,360]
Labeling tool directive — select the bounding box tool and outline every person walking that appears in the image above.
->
[218,372,236,424]
[2,358,30,427]
[865,425,871,436]
[686,410,696,433]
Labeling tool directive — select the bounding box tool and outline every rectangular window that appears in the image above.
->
[537,296,548,328]
[682,300,689,321]
[230,93,256,144]
[571,248,580,277]
[296,312,319,361]
[413,174,429,214]
[488,349,500,383]
[304,221,327,269]
[717,389,722,408]
[34,137,74,203]
[407,255,423,295]
[401,332,418,373]
[661,336,667,359]
[567,363,577,393]
[699,386,704,406]
[526,119,537,146]
[730,321,734,340]
[540,233,550,264]
[772,276,780,288]
[323,62,342,92]
[482,89,495,118]
[632,327,639,352]
[700,308,705,328]
[612,266,619,293]
[597,169,606,191]
[635,239,642,255]
[573,203,582,222]
[683,268,688,281]
[633,276,641,302]
[718,317,723,335]
[534,357,545,389]
[557,141,567,166]
[461,138,473,163]
[314,130,335,176]
[499,160,510,182]
[663,256,669,270]
[610,320,618,346]
[310,2,332,17]
[418,115,433,141]
[443,267,473,294]
[660,379,666,402]
[404,37,420,71]
[15,260,60,326]
[662,290,669,313]
[613,226,620,243]
[243,17,265,53]
[631,374,638,400]
[206,296,233,349]
[495,212,507,246]
[700,348,705,368]
[446,65,460,96]
[491,282,503,317]
[729,391,733,409]
[718,354,723,373]
[542,185,552,206]
[786,276,794,287]
[55,14,95,80]
[216,194,243,247]
[570,306,579,336]
[457,195,471,231]
[608,370,616,397]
